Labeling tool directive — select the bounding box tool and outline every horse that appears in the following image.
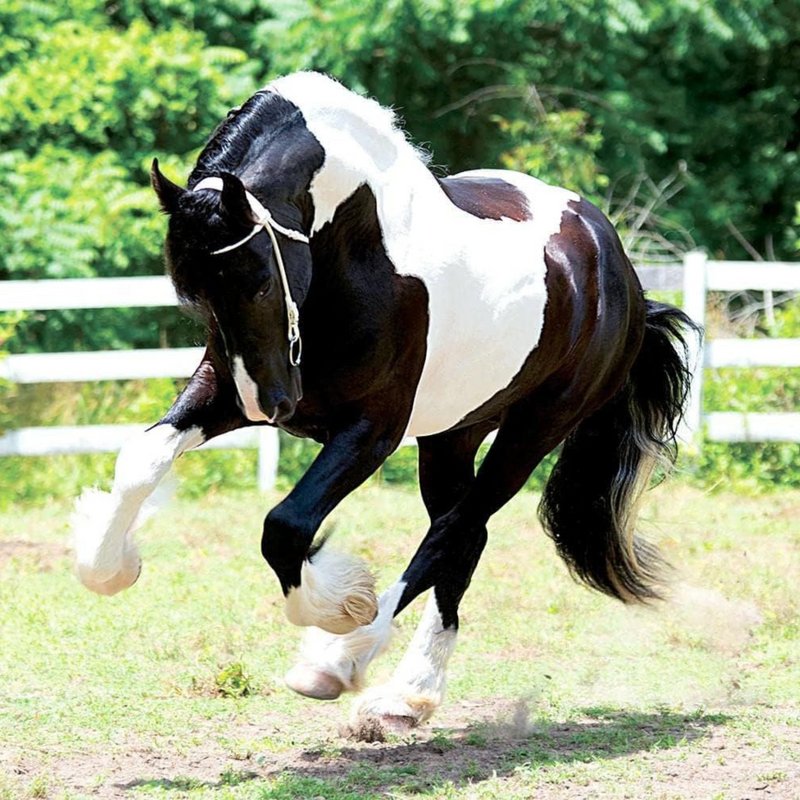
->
[72,71,698,729]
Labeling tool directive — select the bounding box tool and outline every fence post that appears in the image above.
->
[257,427,279,492]
[680,250,707,447]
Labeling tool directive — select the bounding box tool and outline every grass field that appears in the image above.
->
[1,481,799,799]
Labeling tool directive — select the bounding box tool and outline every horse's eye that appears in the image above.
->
[256,281,271,299]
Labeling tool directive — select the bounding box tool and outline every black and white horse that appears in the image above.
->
[72,72,697,728]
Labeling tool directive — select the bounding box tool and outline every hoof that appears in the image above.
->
[75,559,141,596]
[285,664,345,700]
[376,714,419,733]
[353,689,438,730]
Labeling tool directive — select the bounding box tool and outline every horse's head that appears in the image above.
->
[151,160,312,423]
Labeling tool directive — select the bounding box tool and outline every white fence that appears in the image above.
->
[0,277,280,489]
[1,252,799,488]
[678,252,800,444]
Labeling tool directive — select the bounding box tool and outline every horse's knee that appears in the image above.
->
[114,424,197,500]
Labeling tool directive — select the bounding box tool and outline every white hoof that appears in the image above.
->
[285,664,345,700]
[285,547,378,635]
[75,559,142,596]
[353,687,439,730]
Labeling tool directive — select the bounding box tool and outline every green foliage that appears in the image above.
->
[214,661,253,698]
[497,110,607,202]
[0,5,255,349]
[0,20,245,163]
[1,0,799,497]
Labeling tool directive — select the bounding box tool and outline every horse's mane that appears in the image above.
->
[271,73,405,143]
[189,90,305,185]
[190,72,429,190]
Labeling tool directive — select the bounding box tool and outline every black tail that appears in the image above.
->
[538,300,701,603]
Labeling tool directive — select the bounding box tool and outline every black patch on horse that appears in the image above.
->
[437,176,531,222]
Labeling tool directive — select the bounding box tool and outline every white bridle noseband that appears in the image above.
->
[193,176,309,367]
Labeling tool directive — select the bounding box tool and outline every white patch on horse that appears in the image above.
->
[353,591,456,727]
[232,355,271,422]
[71,424,203,595]
[270,73,580,437]
[284,545,378,635]
[285,580,406,699]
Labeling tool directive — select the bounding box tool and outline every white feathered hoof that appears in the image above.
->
[352,688,439,731]
[284,547,378,635]
[285,664,345,700]
[75,558,142,596]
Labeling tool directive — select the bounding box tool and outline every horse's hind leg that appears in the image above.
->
[284,424,490,702]
[72,350,245,595]
[351,423,496,727]
[354,395,588,728]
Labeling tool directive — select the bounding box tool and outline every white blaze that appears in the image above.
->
[232,355,272,422]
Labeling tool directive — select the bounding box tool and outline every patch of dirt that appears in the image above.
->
[0,540,71,572]
[339,715,387,743]
[2,699,799,798]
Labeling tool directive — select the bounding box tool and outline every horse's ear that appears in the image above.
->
[219,172,255,223]
[151,159,186,214]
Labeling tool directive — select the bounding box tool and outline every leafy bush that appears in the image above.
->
[0,312,24,435]
[1,0,799,504]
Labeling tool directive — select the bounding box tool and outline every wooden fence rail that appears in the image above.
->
[1,252,799,491]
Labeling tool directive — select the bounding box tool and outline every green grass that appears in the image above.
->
[0,483,798,798]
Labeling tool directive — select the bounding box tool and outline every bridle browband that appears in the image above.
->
[193,176,308,367]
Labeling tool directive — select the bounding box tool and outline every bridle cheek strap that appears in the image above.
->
[193,176,308,367]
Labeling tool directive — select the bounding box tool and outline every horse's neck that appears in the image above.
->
[302,108,444,239]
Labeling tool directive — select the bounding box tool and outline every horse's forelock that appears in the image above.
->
[164,194,236,301]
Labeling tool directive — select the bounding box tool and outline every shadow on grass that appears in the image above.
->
[279,708,729,796]
[117,707,729,797]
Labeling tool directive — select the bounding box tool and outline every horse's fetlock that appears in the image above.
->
[261,505,313,587]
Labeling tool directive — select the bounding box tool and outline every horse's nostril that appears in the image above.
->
[276,397,295,419]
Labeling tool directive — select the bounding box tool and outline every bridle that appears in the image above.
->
[193,176,308,367]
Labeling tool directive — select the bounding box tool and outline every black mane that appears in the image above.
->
[189,91,308,188]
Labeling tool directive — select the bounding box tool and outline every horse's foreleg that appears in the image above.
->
[262,416,406,636]
[72,353,244,595]
[286,426,489,704]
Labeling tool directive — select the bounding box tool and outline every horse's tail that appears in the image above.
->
[538,300,700,603]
